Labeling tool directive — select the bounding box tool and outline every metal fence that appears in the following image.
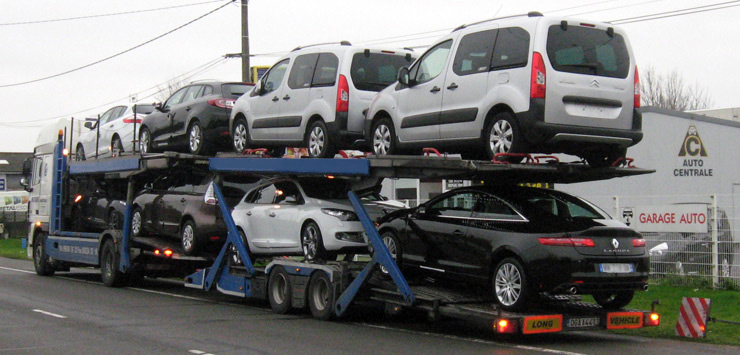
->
[0,210,27,239]
[612,194,740,290]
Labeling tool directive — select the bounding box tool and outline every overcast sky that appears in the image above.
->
[1,0,738,152]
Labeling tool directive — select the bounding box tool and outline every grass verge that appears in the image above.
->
[0,238,29,260]
[597,284,740,345]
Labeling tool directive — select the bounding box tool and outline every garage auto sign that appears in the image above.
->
[621,205,707,233]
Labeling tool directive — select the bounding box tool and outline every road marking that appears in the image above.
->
[33,309,67,319]
[352,323,586,355]
[188,350,214,355]
[0,266,36,274]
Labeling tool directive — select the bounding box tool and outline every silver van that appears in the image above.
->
[365,12,642,165]
[230,42,415,158]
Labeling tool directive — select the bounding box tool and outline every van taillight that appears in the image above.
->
[634,66,640,109]
[337,74,349,112]
[530,52,546,99]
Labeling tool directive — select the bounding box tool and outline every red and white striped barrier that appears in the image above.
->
[675,297,712,338]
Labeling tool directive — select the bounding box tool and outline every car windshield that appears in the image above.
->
[350,52,415,91]
[299,177,352,200]
[546,25,630,78]
[222,84,252,99]
[499,187,610,220]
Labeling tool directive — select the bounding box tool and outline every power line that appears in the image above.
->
[0,0,235,88]
[0,0,226,26]
[610,0,740,24]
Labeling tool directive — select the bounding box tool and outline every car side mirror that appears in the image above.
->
[416,205,426,215]
[155,102,168,113]
[398,67,411,86]
[144,183,153,191]
[84,121,94,130]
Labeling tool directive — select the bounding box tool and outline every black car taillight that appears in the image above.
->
[208,98,236,109]
[632,238,646,247]
[538,237,595,247]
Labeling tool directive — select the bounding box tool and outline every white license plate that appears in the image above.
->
[599,263,634,273]
[566,317,600,328]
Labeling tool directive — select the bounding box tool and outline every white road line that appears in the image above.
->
[0,266,36,274]
[33,309,67,319]
[188,350,214,355]
[352,322,586,355]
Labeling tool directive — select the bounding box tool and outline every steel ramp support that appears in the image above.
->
[188,183,256,292]
[334,191,415,317]
[118,177,135,272]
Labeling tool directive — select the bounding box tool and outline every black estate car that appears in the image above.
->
[377,185,649,311]
[139,81,252,155]
[130,168,259,255]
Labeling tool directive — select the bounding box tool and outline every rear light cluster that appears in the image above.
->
[634,66,641,109]
[646,313,660,327]
[495,318,517,334]
[632,238,646,247]
[530,52,546,99]
[204,183,217,205]
[336,74,349,112]
[122,116,142,124]
[538,237,594,247]
[208,99,236,109]
[154,249,173,257]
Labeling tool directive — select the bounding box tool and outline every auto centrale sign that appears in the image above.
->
[674,125,713,177]
[621,204,707,233]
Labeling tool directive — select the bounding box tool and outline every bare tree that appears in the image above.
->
[154,77,187,103]
[640,66,713,111]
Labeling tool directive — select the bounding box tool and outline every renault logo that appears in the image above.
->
[612,238,620,249]
[590,79,600,88]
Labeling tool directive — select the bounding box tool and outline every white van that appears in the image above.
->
[230,42,415,158]
[365,12,642,166]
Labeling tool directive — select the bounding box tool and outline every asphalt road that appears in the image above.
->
[1,257,738,355]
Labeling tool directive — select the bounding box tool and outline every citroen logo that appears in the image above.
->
[590,79,600,88]
[612,238,620,249]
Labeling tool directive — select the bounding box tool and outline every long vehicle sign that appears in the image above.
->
[522,315,563,334]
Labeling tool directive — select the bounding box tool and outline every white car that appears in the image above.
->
[231,177,367,261]
[76,104,155,160]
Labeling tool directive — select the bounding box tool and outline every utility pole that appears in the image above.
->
[241,0,250,82]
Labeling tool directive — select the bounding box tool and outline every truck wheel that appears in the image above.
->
[188,121,206,155]
[100,239,126,287]
[493,257,530,311]
[232,118,249,153]
[306,120,334,158]
[308,271,335,320]
[301,221,327,261]
[139,127,152,154]
[484,112,527,162]
[131,207,143,237]
[380,231,402,275]
[180,220,198,256]
[268,266,292,314]
[33,232,55,276]
[593,291,635,310]
[372,118,396,156]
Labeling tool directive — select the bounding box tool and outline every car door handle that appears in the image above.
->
[283,95,291,101]
[453,230,464,237]
[430,86,441,93]
[246,211,252,216]
[272,96,280,102]
[269,212,276,217]
[180,198,187,203]
[185,106,191,111]
[447,83,458,90]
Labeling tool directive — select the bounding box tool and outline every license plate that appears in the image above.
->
[566,317,600,328]
[599,263,634,273]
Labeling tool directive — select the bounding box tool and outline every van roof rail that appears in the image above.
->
[292,40,352,52]
[453,11,543,32]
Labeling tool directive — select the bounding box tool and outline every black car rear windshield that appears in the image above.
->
[546,25,630,78]
[350,52,415,92]
[502,187,609,220]
[222,84,251,99]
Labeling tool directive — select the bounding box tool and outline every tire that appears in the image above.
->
[188,121,206,155]
[306,120,334,158]
[584,148,627,168]
[100,239,126,287]
[308,271,335,320]
[139,127,152,154]
[380,231,401,275]
[268,266,293,314]
[76,145,86,161]
[593,291,635,310]
[180,220,198,256]
[131,207,143,237]
[33,232,55,276]
[484,112,527,162]
[232,118,249,153]
[493,257,530,311]
[107,209,121,230]
[301,221,327,261]
[371,118,397,156]
[111,136,124,156]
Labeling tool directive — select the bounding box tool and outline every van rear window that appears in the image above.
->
[546,25,630,79]
[350,52,415,92]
